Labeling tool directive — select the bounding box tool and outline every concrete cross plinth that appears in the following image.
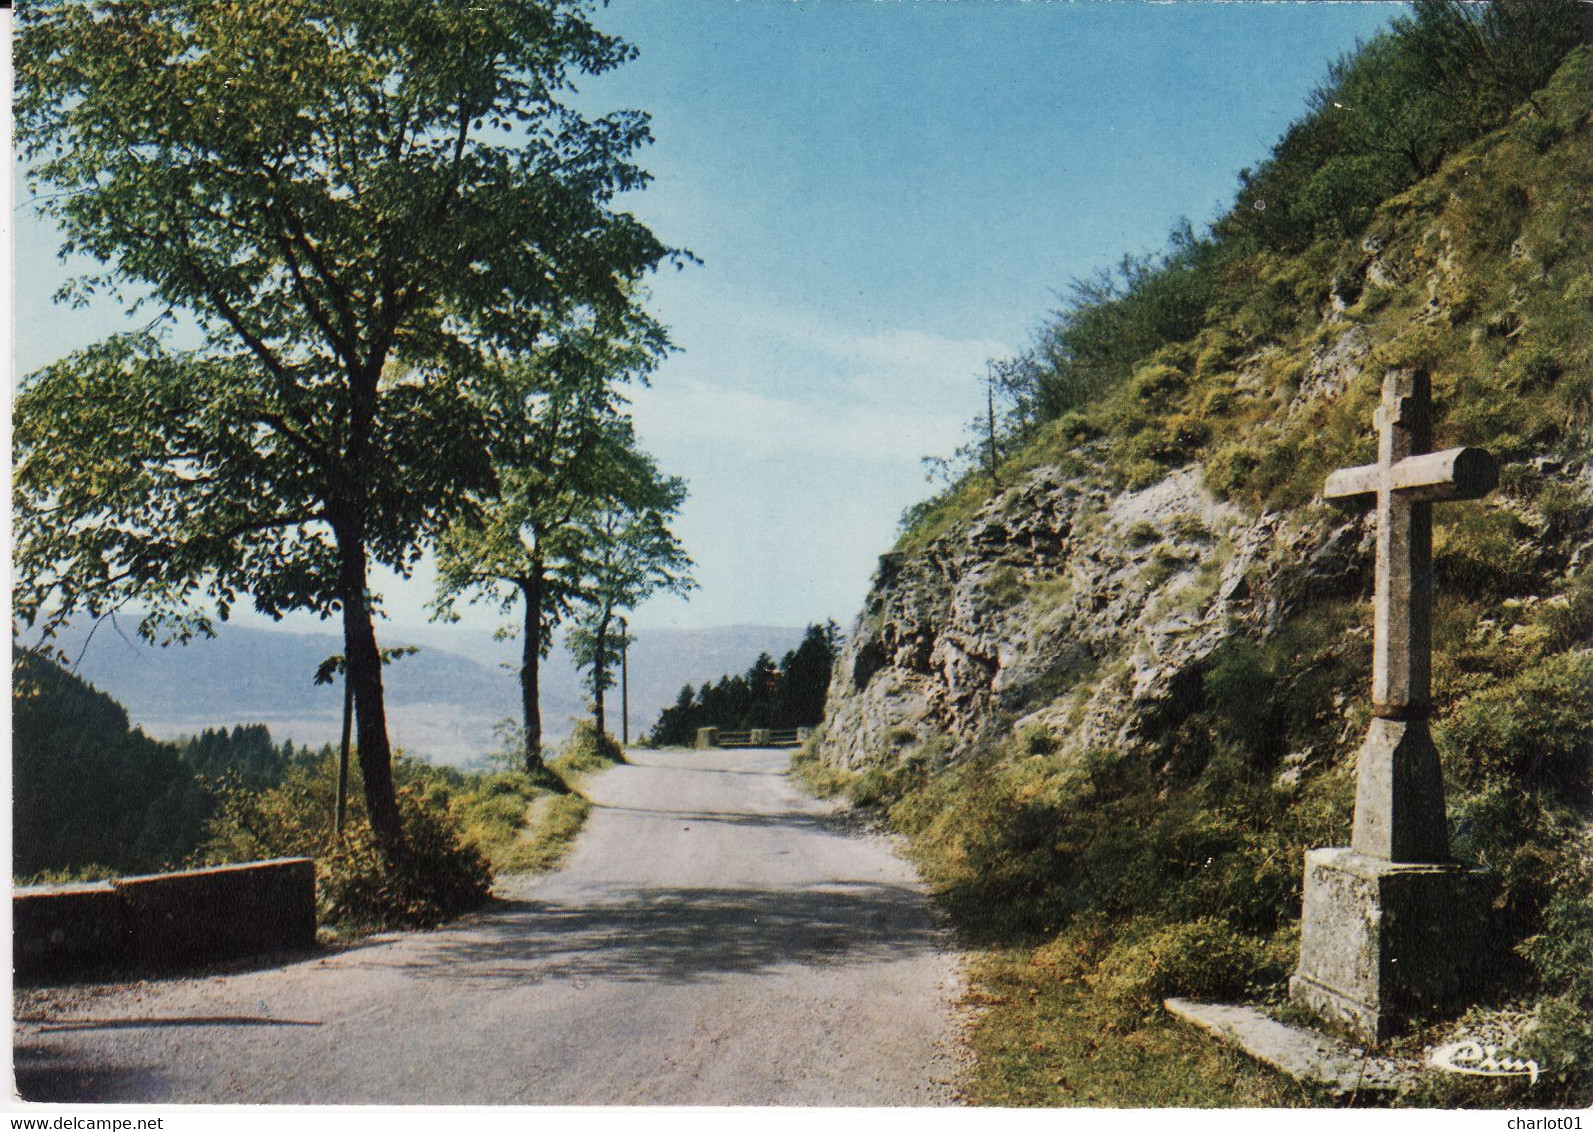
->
[1291,370,1497,1044]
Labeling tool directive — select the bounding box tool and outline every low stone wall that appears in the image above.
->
[15,858,316,982]
[13,881,124,979]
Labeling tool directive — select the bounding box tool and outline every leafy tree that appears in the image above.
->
[433,320,666,771]
[1395,0,1590,126]
[649,683,702,747]
[648,622,841,742]
[566,457,694,738]
[744,652,781,725]
[774,621,842,727]
[14,0,680,848]
[1222,0,1586,251]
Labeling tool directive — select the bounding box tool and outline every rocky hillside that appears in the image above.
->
[827,462,1318,769]
[811,36,1592,1107]
[825,46,1593,780]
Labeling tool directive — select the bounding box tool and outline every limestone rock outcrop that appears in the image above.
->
[818,326,1393,772]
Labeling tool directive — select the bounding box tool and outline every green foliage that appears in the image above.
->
[564,452,695,733]
[1518,891,1593,1103]
[1221,0,1586,253]
[554,719,628,773]
[650,622,842,743]
[1440,649,1593,796]
[1201,639,1279,755]
[999,225,1221,441]
[882,723,1351,949]
[198,750,605,929]
[1088,918,1291,1030]
[451,770,554,864]
[789,735,858,799]
[14,0,683,847]
[14,650,210,880]
[315,789,493,931]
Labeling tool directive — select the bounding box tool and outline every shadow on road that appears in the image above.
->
[646,764,793,778]
[27,1015,323,1032]
[588,800,842,832]
[15,1046,167,1103]
[361,880,941,987]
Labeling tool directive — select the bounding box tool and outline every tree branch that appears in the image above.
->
[163,210,295,387]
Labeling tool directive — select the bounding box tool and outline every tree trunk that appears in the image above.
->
[591,613,609,738]
[519,574,544,773]
[337,525,403,851]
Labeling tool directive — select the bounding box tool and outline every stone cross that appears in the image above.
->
[1323,370,1496,863]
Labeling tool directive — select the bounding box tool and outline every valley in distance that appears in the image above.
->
[46,619,810,765]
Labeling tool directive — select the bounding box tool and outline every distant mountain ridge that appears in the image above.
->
[38,620,809,765]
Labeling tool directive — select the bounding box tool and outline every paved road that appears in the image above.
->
[14,748,965,1105]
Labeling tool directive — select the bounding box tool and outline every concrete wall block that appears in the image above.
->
[115,858,317,967]
[14,857,316,982]
[14,882,126,980]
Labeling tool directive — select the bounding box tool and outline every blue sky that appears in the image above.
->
[11,1,1403,637]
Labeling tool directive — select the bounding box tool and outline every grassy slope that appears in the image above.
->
[458,722,625,875]
[817,47,1593,1108]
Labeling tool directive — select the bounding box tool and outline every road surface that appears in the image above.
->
[14,747,966,1105]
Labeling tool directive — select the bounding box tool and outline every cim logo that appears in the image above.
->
[1428,1039,1540,1085]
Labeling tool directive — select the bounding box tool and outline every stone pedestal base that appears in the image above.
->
[1290,848,1487,1045]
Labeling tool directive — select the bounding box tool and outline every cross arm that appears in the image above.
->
[1323,446,1498,503]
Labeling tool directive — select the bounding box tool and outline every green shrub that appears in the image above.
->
[1533,569,1593,653]
[317,787,492,930]
[1203,439,1266,502]
[848,739,945,809]
[202,755,492,931]
[848,767,895,809]
[1440,650,1593,796]
[1434,507,1543,597]
[1127,363,1189,405]
[1087,917,1286,1029]
[1016,725,1057,758]
[790,739,858,799]
[554,719,627,773]
[1518,890,1593,1104]
[1202,639,1277,754]
[1141,543,1196,589]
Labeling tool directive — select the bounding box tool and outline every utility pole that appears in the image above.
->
[620,616,630,747]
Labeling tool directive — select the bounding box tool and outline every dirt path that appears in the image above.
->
[14,748,966,1105]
